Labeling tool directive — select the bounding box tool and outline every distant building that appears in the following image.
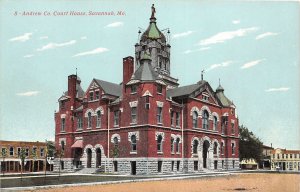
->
[271,148,300,171]
[0,140,52,173]
[54,5,240,174]
[261,145,274,169]
[240,158,258,170]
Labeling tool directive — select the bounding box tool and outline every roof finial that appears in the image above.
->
[201,69,205,80]
[151,4,156,18]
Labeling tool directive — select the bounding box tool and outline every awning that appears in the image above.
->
[71,140,83,148]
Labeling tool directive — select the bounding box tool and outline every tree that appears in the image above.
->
[239,125,263,163]
[46,140,56,158]
[19,148,27,179]
[31,148,37,172]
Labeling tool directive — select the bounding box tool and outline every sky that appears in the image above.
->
[0,0,299,149]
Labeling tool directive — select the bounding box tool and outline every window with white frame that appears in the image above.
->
[131,107,137,124]
[157,107,163,124]
[9,147,14,156]
[231,143,235,155]
[89,92,94,101]
[87,112,92,128]
[231,122,235,134]
[171,111,174,126]
[25,148,29,157]
[176,112,180,127]
[202,110,209,129]
[114,110,119,126]
[145,96,150,109]
[171,137,174,153]
[221,142,224,155]
[61,118,65,132]
[95,91,100,100]
[213,142,218,155]
[96,110,101,128]
[131,85,137,93]
[17,147,21,157]
[213,116,218,131]
[193,140,198,154]
[40,148,45,157]
[77,116,83,129]
[192,111,198,128]
[113,137,119,148]
[157,84,162,94]
[176,138,180,153]
[157,135,163,153]
[131,135,137,152]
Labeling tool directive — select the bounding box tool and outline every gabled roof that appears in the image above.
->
[167,80,206,98]
[94,79,122,97]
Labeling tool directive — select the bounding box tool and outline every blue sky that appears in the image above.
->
[0,0,299,149]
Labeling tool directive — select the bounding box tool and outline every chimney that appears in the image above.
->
[123,56,134,87]
[68,74,77,104]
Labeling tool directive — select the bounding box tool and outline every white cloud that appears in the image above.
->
[183,47,211,54]
[72,47,109,57]
[265,87,290,92]
[207,60,233,71]
[198,27,258,46]
[232,20,240,24]
[17,91,39,96]
[80,36,87,40]
[255,32,278,40]
[9,33,32,42]
[105,22,124,28]
[39,36,48,40]
[172,31,194,39]
[24,54,34,58]
[241,59,264,69]
[37,40,76,51]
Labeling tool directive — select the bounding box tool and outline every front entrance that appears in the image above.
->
[283,162,286,170]
[131,161,136,175]
[86,148,92,168]
[203,140,210,168]
[96,148,101,168]
[214,160,218,169]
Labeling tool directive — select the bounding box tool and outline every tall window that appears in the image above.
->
[131,85,137,93]
[231,123,235,134]
[193,140,198,154]
[77,116,83,129]
[9,147,14,156]
[231,143,235,155]
[145,96,150,109]
[89,92,94,101]
[25,148,29,157]
[40,148,45,157]
[157,107,163,124]
[176,112,180,127]
[171,137,174,153]
[87,112,92,128]
[157,84,162,94]
[114,111,119,126]
[176,138,180,153]
[61,141,65,151]
[192,111,198,128]
[157,135,163,152]
[61,118,65,131]
[131,107,137,123]
[171,111,174,126]
[221,142,224,155]
[95,91,100,100]
[213,116,218,131]
[17,148,21,157]
[131,135,137,152]
[96,111,101,128]
[202,110,209,129]
[213,142,218,155]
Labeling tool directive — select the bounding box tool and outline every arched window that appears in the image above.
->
[87,112,92,128]
[113,137,119,148]
[171,137,174,153]
[202,110,209,130]
[193,140,198,154]
[192,111,198,128]
[221,142,224,155]
[61,118,65,131]
[176,138,180,153]
[231,143,235,155]
[96,111,101,128]
[131,135,137,152]
[157,135,163,152]
[61,141,65,151]
[213,142,218,155]
[213,116,218,131]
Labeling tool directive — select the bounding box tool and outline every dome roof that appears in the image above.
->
[216,84,224,92]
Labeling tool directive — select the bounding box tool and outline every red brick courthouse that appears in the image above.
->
[54,5,240,174]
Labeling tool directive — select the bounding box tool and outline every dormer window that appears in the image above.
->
[89,92,94,101]
[157,84,162,94]
[131,85,137,94]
